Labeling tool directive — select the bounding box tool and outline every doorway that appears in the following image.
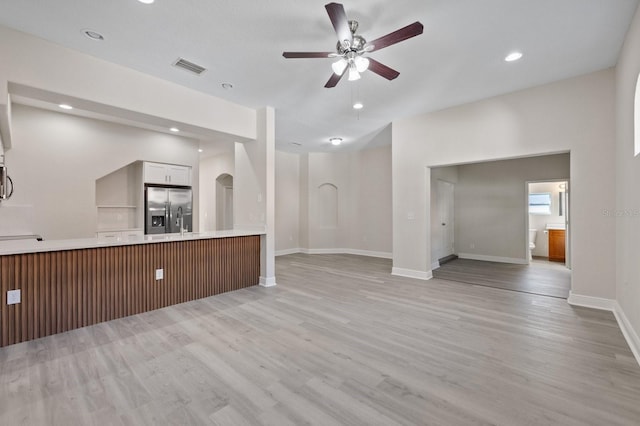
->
[430,154,571,299]
[527,180,570,268]
[216,173,233,230]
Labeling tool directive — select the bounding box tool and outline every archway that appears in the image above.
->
[216,173,233,230]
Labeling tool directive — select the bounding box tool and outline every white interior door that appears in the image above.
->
[437,180,455,259]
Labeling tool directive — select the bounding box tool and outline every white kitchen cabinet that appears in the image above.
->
[96,229,143,242]
[96,231,121,242]
[143,162,191,186]
[166,164,191,186]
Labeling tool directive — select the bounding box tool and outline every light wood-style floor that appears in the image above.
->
[433,257,571,298]
[1,253,639,425]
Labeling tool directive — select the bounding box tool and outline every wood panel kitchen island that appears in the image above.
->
[0,231,262,347]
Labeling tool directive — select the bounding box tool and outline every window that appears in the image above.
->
[529,192,552,215]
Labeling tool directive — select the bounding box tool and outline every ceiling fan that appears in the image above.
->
[283,2,423,88]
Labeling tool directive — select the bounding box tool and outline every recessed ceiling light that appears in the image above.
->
[169,127,180,132]
[59,104,73,110]
[505,52,523,62]
[221,83,234,90]
[330,137,342,146]
[82,29,104,41]
[353,102,363,110]
[138,0,155,4]
[198,149,203,153]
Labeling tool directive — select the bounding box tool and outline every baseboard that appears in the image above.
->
[391,267,432,281]
[259,276,277,287]
[567,291,616,311]
[613,301,640,367]
[300,248,347,255]
[431,260,440,270]
[275,248,301,256]
[346,249,393,259]
[567,292,639,367]
[297,248,393,259]
[457,253,528,265]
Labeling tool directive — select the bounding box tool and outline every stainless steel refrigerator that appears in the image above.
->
[145,186,192,234]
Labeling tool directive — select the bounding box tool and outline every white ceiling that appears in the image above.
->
[0,0,637,153]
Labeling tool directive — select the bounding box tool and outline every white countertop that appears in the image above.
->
[545,223,566,230]
[0,229,266,256]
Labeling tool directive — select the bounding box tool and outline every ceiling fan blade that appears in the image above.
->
[325,3,352,45]
[283,52,333,59]
[368,58,400,80]
[368,21,424,52]
[324,71,345,88]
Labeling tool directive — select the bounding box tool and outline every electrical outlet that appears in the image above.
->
[155,268,164,280]
[7,289,21,305]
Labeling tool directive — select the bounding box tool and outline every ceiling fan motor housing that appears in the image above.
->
[337,20,366,54]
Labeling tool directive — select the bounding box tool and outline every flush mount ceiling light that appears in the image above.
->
[138,0,155,4]
[82,29,104,41]
[58,104,73,110]
[169,127,180,132]
[505,51,523,62]
[330,137,343,146]
[353,102,364,110]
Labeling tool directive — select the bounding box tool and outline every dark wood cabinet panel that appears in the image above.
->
[548,229,566,262]
[0,236,260,347]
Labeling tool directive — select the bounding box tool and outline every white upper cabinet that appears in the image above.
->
[166,164,191,186]
[143,162,191,186]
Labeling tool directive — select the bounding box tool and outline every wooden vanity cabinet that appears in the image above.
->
[548,229,566,262]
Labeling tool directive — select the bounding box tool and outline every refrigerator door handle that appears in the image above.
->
[165,201,171,233]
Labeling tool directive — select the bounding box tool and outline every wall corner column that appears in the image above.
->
[259,106,276,287]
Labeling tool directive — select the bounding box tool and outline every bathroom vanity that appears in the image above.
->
[548,229,566,262]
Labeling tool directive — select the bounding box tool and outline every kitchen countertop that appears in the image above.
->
[0,229,266,256]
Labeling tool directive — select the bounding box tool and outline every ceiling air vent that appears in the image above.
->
[173,58,206,75]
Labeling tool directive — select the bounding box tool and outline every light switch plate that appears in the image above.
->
[155,268,164,280]
[7,289,21,305]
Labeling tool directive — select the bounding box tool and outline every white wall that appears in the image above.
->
[393,69,616,296]
[306,152,351,250]
[347,145,393,256]
[275,151,300,254]
[283,145,392,257]
[615,4,640,355]
[1,104,199,240]
[234,107,276,286]
[0,25,256,147]
[454,155,569,262]
[199,152,234,232]
[274,145,392,257]
[529,181,567,258]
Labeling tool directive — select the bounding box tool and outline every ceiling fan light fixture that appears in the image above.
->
[354,56,369,73]
[332,58,348,76]
[348,64,361,81]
